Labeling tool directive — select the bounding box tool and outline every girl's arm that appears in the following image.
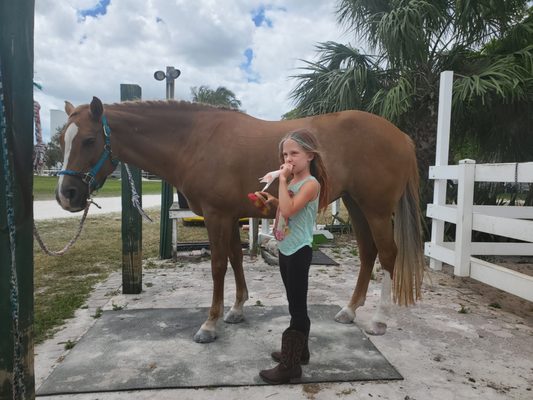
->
[278,178,320,218]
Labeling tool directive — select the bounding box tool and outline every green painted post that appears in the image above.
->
[159,181,173,259]
[0,0,36,398]
[120,84,143,294]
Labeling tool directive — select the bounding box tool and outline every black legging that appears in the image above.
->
[278,245,312,335]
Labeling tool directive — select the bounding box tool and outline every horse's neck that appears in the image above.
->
[107,104,194,185]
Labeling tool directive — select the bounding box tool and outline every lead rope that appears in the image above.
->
[32,198,99,256]
[0,57,27,400]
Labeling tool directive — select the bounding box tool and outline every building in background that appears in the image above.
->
[50,109,67,136]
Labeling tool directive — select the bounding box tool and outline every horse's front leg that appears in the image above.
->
[224,220,249,324]
[193,214,233,343]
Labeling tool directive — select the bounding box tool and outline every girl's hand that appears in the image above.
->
[255,191,279,207]
[279,163,293,180]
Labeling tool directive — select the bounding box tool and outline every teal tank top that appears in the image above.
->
[276,176,319,256]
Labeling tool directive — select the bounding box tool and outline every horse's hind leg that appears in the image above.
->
[335,196,378,324]
[224,220,249,324]
[364,212,398,336]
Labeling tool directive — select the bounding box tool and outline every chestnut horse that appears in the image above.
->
[56,97,425,343]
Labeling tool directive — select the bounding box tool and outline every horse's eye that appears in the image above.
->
[82,138,96,147]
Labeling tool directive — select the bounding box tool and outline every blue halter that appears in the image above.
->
[58,115,119,191]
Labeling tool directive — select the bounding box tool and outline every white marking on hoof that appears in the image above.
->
[365,321,387,336]
[224,307,244,324]
[193,328,217,343]
[334,306,355,324]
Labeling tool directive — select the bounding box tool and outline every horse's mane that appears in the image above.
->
[114,99,243,114]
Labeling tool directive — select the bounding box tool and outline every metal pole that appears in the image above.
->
[0,1,36,398]
[154,66,180,259]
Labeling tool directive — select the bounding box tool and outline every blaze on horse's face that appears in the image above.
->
[56,97,113,212]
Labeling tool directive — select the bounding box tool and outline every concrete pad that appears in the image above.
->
[37,305,401,395]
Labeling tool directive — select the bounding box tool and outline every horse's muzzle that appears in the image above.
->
[56,177,88,212]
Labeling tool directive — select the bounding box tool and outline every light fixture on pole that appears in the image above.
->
[153,66,181,100]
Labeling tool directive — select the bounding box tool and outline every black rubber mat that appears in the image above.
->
[37,305,402,395]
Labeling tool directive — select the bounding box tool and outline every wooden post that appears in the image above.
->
[454,159,475,277]
[429,70,453,271]
[120,84,143,294]
[0,0,36,398]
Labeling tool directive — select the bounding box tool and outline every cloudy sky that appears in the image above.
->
[34,0,354,142]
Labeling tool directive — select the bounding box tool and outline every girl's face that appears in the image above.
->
[282,138,314,174]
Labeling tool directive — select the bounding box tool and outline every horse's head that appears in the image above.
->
[56,96,118,211]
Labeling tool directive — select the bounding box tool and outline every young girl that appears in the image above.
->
[256,128,329,384]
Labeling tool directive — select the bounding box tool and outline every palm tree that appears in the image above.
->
[290,1,533,201]
[191,85,242,110]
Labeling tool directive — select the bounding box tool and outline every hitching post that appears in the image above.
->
[0,0,36,398]
[154,66,181,259]
[120,84,143,294]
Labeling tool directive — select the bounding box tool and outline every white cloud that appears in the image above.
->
[34,0,351,141]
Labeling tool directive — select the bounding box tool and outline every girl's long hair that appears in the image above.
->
[278,128,330,211]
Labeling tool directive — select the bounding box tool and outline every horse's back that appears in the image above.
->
[307,110,416,209]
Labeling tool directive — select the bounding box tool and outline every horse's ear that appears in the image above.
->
[64,101,75,116]
[89,96,104,121]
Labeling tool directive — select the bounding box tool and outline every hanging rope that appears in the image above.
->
[0,57,27,400]
[33,200,94,256]
[124,163,153,222]
[32,100,46,173]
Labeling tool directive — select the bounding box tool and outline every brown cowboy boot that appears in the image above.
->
[271,329,309,365]
[259,329,306,384]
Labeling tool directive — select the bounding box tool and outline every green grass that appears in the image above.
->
[33,176,163,200]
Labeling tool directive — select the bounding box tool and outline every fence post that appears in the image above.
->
[454,159,475,277]
[429,70,454,270]
[120,84,143,294]
[0,1,35,398]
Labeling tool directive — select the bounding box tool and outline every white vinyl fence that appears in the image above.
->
[425,160,533,302]
[425,71,533,302]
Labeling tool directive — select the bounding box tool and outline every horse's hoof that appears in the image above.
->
[365,321,387,336]
[334,307,355,324]
[224,308,244,324]
[193,328,217,343]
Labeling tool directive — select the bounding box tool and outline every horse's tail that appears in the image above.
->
[392,151,425,306]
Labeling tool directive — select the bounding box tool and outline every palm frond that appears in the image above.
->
[368,75,413,122]
[289,42,383,116]
[454,45,533,104]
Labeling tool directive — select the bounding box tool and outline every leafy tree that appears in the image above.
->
[45,125,64,169]
[290,1,533,203]
[190,85,242,110]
